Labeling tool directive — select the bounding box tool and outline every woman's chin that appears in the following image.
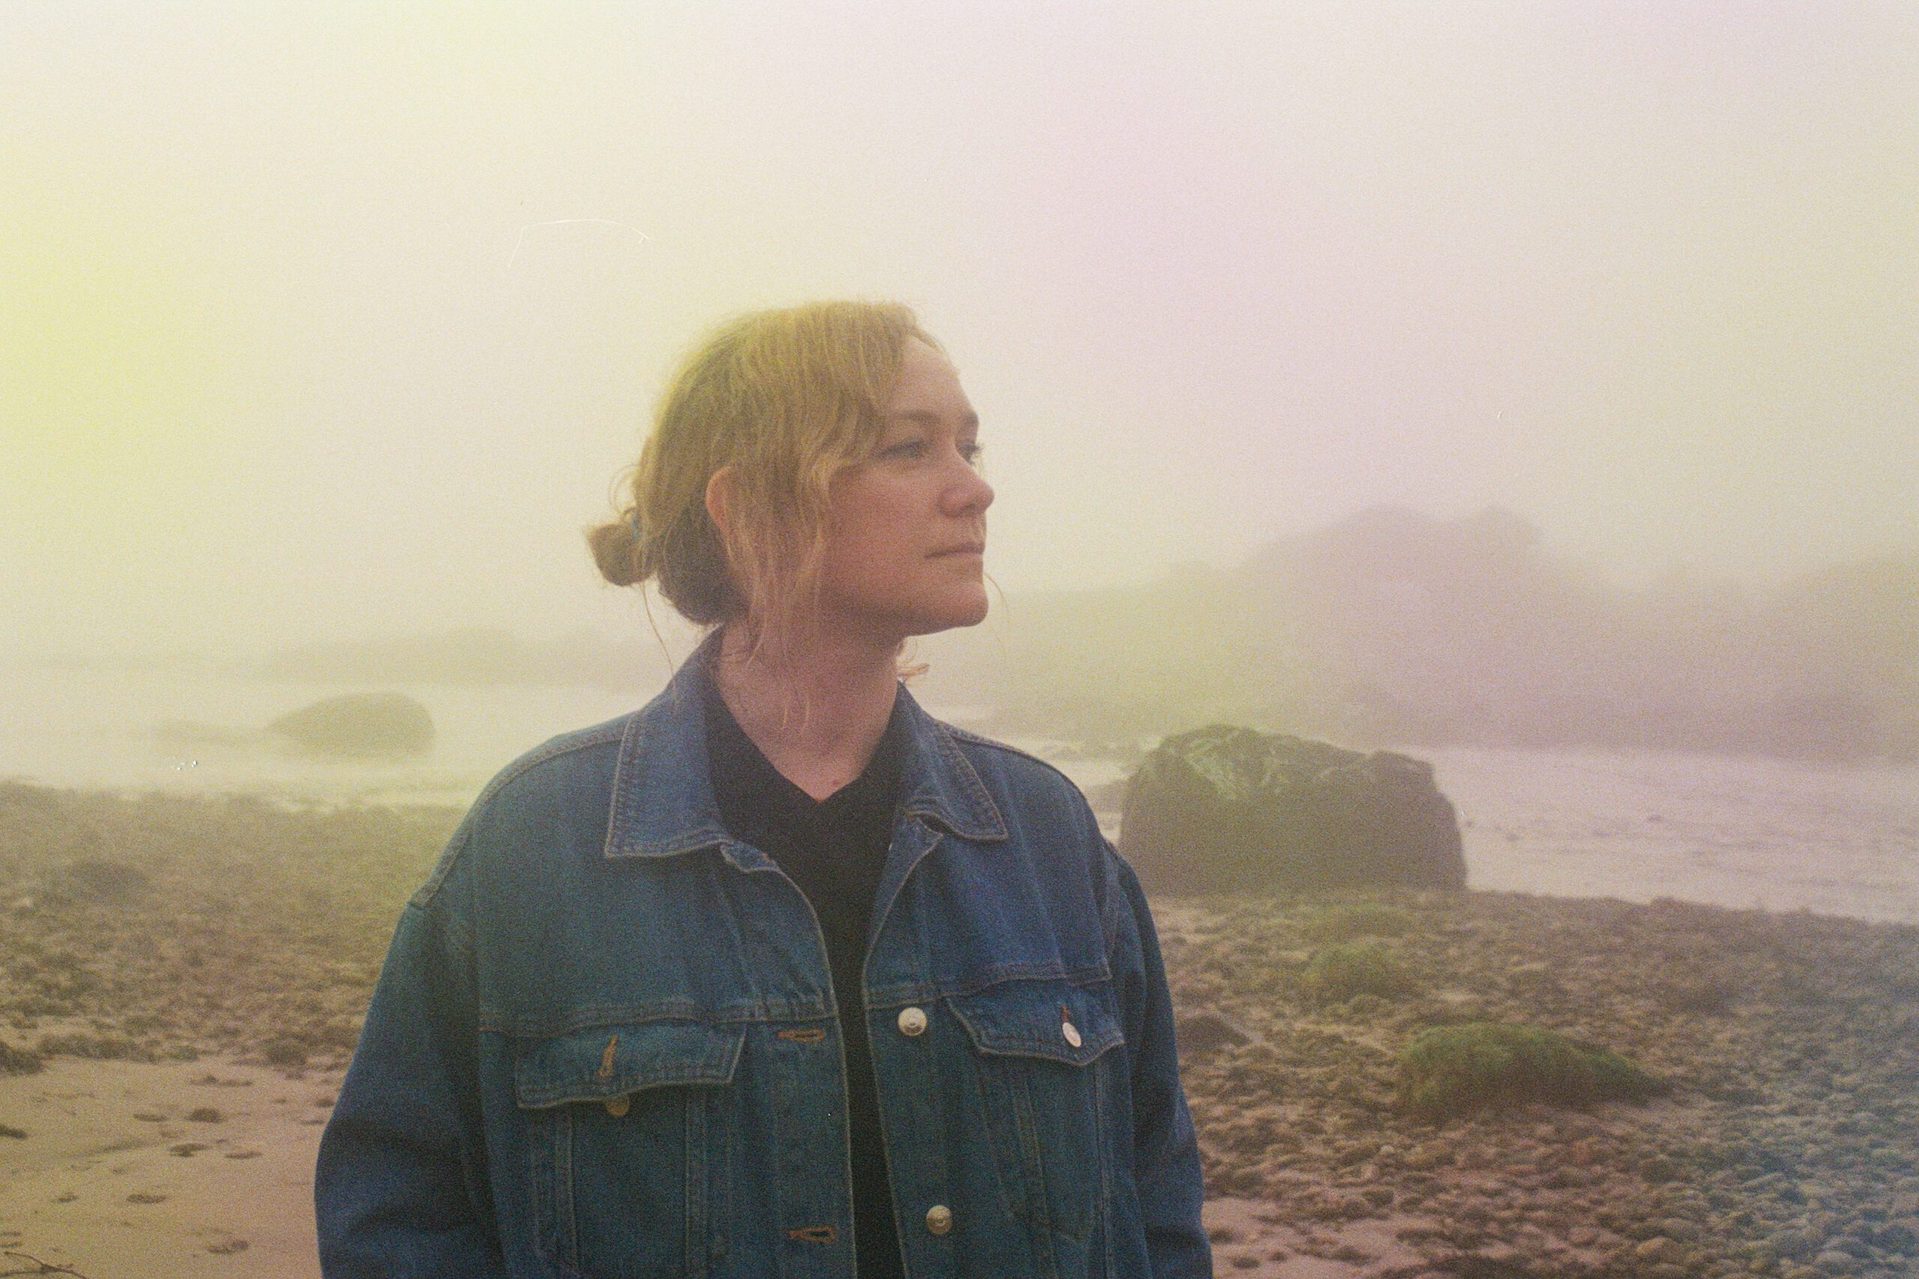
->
[905,593,991,638]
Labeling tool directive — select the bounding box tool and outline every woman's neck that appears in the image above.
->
[708,622,901,801]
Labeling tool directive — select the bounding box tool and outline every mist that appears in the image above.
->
[4,2,1916,669]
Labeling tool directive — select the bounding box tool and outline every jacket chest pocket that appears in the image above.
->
[514,1020,745,1279]
[949,980,1124,1250]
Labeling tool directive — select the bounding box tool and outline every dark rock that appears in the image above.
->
[1175,1009,1263,1059]
[265,692,433,756]
[49,857,152,904]
[1117,725,1465,895]
[0,1037,41,1075]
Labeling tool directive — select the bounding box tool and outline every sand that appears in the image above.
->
[4,782,1917,1278]
[0,1056,341,1278]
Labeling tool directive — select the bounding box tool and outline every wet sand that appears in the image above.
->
[0,1055,340,1276]
[3,783,1916,1277]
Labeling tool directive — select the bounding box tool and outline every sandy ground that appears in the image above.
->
[0,1056,344,1279]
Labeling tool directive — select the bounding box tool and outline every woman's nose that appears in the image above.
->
[943,453,994,515]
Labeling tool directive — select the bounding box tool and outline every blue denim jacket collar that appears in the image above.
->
[603,629,1007,863]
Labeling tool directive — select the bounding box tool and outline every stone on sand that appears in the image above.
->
[1118,724,1466,895]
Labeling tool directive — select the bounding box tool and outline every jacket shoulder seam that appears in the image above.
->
[408,716,629,909]
[939,722,1084,792]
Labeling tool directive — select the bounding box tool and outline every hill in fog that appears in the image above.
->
[258,509,1918,763]
[922,506,1919,762]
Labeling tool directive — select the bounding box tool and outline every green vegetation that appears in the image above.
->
[1300,902,1417,943]
[1398,1021,1665,1121]
[1301,942,1418,1005]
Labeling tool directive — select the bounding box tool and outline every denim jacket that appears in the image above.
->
[315,640,1212,1279]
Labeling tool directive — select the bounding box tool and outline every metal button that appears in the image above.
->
[1061,1019,1083,1049]
[924,1204,953,1235]
[603,1094,631,1117]
[897,1006,928,1037]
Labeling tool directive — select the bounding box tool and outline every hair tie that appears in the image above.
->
[627,510,644,546]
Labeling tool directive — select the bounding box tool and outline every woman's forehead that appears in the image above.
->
[887,339,970,415]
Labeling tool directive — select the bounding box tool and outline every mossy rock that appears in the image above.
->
[266,692,434,756]
[1302,942,1418,1005]
[1119,725,1465,895]
[1398,1021,1665,1120]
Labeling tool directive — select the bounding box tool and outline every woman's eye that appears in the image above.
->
[959,441,983,466]
[882,439,927,459]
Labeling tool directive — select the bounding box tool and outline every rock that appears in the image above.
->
[1635,1236,1685,1265]
[1117,725,1466,895]
[1175,1009,1263,1059]
[265,692,433,756]
[0,1037,45,1076]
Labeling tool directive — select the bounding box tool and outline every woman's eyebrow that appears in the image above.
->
[890,409,980,429]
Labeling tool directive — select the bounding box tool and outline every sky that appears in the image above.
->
[4,1,1916,662]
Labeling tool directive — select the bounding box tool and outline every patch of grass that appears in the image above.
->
[1300,902,1417,943]
[1397,1021,1665,1120]
[1654,974,1739,1015]
[1302,942,1419,1005]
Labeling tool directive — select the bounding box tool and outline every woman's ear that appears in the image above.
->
[704,466,735,540]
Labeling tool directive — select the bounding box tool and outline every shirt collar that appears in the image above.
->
[604,628,1007,860]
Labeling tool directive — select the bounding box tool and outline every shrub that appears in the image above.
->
[1398,1021,1665,1120]
[1300,903,1417,943]
[1302,942,1418,1005]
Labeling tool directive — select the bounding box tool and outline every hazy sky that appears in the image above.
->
[5,2,1916,661]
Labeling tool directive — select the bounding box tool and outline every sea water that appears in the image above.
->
[4,663,1914,924]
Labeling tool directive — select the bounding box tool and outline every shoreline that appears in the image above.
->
[3,784,1915,1277]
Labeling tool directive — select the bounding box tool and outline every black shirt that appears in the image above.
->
[699,666,908,1278]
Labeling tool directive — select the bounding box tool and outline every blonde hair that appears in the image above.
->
[587,299,947,662]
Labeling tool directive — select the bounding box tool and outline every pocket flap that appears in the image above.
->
[513,1020,745,1109]
[948,980,1124,1067]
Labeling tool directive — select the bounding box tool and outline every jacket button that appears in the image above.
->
[1061,1019,1082,1048]
[924,1204,953,1235]
[896,1006,928,1037]
[603,1094,631,1117]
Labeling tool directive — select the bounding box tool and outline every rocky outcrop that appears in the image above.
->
[1117,724,1464,895]
[265,692,434,756]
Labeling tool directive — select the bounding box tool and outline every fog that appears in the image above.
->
[4,2,1916,666]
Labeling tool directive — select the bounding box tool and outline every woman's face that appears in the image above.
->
[816,337,994,646]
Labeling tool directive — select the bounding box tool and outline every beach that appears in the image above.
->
[2,782,1916,1278]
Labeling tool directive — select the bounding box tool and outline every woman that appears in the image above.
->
[315,300,1211,1278]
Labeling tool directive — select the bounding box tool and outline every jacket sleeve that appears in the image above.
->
[314,839,509,1278]
[1106,841,1214,1278]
